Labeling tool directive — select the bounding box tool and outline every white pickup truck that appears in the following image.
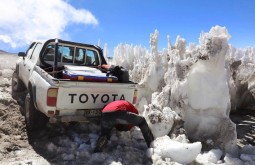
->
[12,39,137,130]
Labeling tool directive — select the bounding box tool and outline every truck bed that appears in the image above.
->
[39,64,127,83]
[34,65,136,118]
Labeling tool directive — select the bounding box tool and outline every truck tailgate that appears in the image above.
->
[56,82,136,110]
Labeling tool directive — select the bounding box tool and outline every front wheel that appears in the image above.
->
[25,92,48,131]
[12,71,26,92]
[12,71,27,102]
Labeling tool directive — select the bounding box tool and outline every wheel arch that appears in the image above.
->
[25,81,48,130]
[28,81,39,110]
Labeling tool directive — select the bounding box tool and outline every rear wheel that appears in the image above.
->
[25,92,48,131]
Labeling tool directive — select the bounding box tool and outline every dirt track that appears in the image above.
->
[0,54,49,164]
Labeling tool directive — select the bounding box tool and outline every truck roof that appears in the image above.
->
[34,39,101,50]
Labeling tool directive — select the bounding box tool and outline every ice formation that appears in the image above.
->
[181,26,238,156]
[112,25,255,163]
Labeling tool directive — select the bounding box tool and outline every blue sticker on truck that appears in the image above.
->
[69,93,125,104]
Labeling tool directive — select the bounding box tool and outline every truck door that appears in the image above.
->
[19,42,43,87]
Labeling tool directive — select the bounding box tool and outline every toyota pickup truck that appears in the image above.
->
[12,39,137,130]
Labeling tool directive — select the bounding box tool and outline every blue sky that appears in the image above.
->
[0,0,255,56]
[68,0,255,53]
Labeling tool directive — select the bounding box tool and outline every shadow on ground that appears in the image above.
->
[230,110,255,147]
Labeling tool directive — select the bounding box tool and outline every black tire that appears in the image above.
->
[12,71,26,100]
[25,92,48,131]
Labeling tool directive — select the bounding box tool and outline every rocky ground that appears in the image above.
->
[0,54,254,164]
[0,54,49,164]
[231,110,255,147]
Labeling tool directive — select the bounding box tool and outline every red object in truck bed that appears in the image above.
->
[62,65,118,82]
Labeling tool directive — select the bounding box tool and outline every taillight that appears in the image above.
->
[107,77,113,82]
[47,88,58,106]
[132,88,138,104]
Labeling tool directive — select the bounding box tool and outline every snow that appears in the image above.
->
[143,105,180,138]
[112,25,255,164]
[1,25,255,164]
[150,135,202,164]
[196,149,223,164]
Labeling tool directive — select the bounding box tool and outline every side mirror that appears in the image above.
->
[18,52,26,57]
[18,52,26,59]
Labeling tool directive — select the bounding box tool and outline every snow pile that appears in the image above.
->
[149,135,202,164]
[143,106,174,138]
[196,149,223,164]
[113,25,255,164]
[180,26,238,156]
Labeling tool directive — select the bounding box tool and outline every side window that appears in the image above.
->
[75,48,85,64]
[26,42,36,59]
[59,46,74,63]
[30,43,42,63]
[43,45,55,61]
[86,49,99,66]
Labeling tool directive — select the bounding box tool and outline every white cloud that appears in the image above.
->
[0,35,16,48]
[0,0,98,48]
